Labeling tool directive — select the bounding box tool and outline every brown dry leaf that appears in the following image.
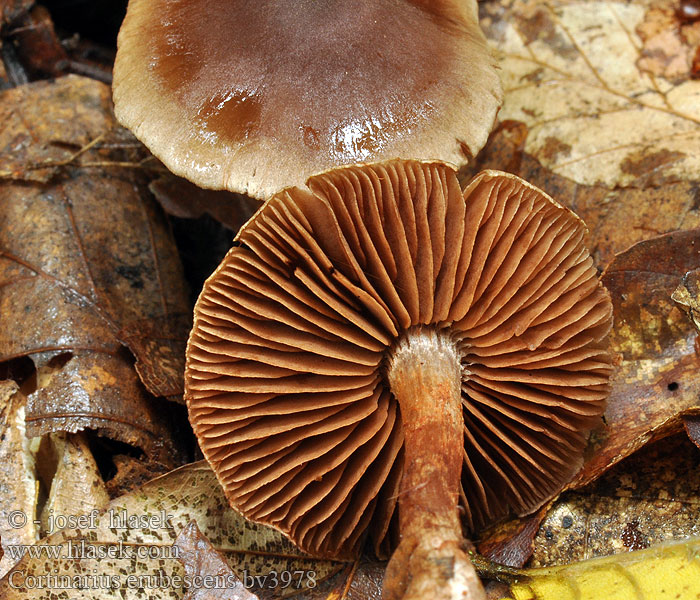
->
[36,432,109,534]
[0,76,192,419]
[573,229,700,486]
[636,0,700,81]
[104,453,173,499]
[480,0,700,189]
[476,507,550,568]
[175,521,258,600]
[0,381,38,577]
[24,353,177,459]
[8,5,68,79]
[530,434,700,567]
[0,461,346,600]
[0,48,7,86]
[0,75,117,182]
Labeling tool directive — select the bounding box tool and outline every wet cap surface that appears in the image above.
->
[113,0,502,197]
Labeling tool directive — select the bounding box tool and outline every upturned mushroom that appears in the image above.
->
[112,0,502,198]
[185,160,613,600]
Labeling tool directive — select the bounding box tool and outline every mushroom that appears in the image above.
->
[112,0,502,198]
[185,160,613,599]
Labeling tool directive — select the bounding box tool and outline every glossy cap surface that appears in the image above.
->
[113,0,502,198]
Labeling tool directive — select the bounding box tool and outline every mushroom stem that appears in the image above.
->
[384,328,485,600]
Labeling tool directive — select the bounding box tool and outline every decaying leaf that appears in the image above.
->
[0,0,33,27]
[672,267,700,332]
[477,508,550,568]
[0,461,345,599]
[481,0,700,189]
[24,352,178,461]
[462,121,700,271]
[573,229,700,486]
[175,521,258,600]
[36,432,109,534]
[149,174,260,233]
[0,381,38,577]
[0,76,192,459]
[635,0,700,82]
[531,434,700,567]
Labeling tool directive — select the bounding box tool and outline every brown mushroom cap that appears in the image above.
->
[112,0,502,198]
[185,160,612,558]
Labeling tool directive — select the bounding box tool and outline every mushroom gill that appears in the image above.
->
[185,160,613,598]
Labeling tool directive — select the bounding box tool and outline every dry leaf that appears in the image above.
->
[24,352,178,461]
[477,508,550,568]
[37,432,109,534]
[481,0,700,189]
[175,521,258,600]
[0,381,38,577]
[0,461,345,599]
[0,75,117,182]
[0,0,32,26]
[0,76,192,439]
[636,0,700,81]
[463,121,700,271]
[573,229,700,486]
[672,267,700,331]
[149,174,259,232]
[8,5,67,79]
[530,434,700,567]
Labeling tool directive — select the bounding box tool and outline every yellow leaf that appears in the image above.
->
[500,537,700,600]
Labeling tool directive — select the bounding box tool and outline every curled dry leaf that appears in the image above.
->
[36,432,109,535]
[0,462,344,600]
[175,521,258,600]
[481,0,700,189]
[573,229,700,487]
[0,76,192,457]
[24,353,176,460]
[0,381,38,578]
